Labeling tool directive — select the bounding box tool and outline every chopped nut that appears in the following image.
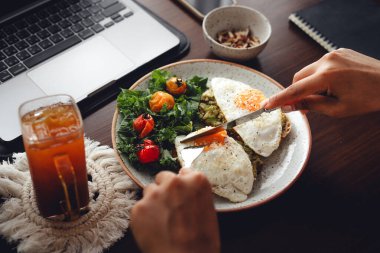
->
[216,28,260,49]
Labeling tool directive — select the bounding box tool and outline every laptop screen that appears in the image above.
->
[0,0,51,23]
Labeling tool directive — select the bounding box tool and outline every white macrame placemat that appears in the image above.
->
[0,139,139,253]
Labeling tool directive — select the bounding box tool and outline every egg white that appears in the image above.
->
[210,77,261,121]
[234,109,283,157]
[175,135,254,202]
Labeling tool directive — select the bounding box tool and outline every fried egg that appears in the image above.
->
[175,131,254,203]
[210,77,266,121]
[210,77,283,157]
[234,109,283,157]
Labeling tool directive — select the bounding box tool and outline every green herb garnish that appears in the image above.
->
[116,69,208,170]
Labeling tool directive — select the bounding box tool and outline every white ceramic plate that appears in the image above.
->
[112,59,311,212]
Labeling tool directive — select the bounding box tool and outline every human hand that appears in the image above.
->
[261,49,380,117]
[131,168,220,253]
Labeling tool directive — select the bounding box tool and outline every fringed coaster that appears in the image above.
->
[0,139,138,253]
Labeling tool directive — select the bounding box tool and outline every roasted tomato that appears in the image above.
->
[133,113,155,138]
[137,139,160,164]
[165,77,187,95]
[149,91,175,112]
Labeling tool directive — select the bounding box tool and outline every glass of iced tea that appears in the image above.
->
[19,94,89,221]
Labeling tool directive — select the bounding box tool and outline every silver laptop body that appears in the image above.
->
[0,0,180,141]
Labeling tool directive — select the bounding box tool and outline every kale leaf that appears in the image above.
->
[116,69,208,170]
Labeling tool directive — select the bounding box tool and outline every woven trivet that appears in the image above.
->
[0,139,139,253]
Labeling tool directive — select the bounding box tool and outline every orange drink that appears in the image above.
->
[19,95,89,221]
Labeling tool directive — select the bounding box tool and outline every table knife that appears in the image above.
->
[180,107,278,143]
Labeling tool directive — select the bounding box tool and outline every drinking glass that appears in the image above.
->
[19,94,89,221]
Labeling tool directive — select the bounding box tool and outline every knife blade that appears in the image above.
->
[180,107,279,143]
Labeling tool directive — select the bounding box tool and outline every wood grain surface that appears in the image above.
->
[2,0,380,252]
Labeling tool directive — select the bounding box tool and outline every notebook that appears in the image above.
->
[0,0,181,141]
[289,0,380,59]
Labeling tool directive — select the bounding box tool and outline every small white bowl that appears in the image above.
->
[202,5,272,62]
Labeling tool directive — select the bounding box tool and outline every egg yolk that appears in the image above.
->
[234,89,266,111]
[194,129,227,151]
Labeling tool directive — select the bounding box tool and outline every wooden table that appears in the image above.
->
[2,0,380,252]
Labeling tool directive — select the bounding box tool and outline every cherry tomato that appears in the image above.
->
[149,91,175,113]
[133,113,155,138]
[137,139,160,164]
[165,77,187,95]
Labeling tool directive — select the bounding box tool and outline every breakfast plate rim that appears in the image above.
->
[111,58,312,212]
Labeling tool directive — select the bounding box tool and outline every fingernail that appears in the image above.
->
[281,105,295,113]
[260,99,269,108]
[179,167,191,175]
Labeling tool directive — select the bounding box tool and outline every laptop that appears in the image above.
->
[0,0,180,141]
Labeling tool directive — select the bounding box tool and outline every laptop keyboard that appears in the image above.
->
[0,0,133,83]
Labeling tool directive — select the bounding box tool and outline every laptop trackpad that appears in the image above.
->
[28,36,134,100]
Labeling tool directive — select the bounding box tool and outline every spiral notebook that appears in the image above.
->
[289,0,380,59]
